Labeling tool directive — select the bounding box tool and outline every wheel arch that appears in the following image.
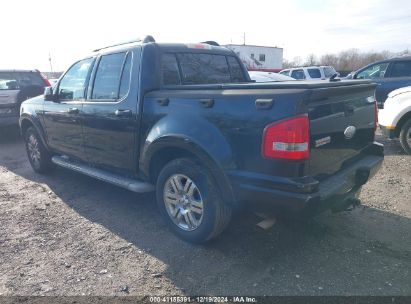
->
[141,136,236,205]
[395,111,411,137]
[20,115,49,150]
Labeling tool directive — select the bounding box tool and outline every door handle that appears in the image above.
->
[67,107,79,114]
[345,104,355,115]
[114,109,132,117]
[157,98,169,106]
[255,98,274,110]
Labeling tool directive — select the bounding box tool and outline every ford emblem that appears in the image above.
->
[344,126,356,139]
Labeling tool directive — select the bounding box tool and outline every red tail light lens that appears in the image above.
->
[262,115,310,160]
[43,78,51,87]
[374,99,378,131]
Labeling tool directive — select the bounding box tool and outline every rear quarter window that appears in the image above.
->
[307,68,321,78]
[161,54,181,85]
[388,61,411,77]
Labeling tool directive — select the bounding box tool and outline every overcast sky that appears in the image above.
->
[1,0,411,72]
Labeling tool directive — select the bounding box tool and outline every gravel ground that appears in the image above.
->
[0,128,410,297]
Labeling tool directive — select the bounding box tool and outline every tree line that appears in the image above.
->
[283,49,410,72]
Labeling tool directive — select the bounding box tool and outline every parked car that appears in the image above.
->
[379,86,411,154]
[20,37,383,243]
[345,56,411,108]
[0,70,50,127]
[248,71,295,82]
[279,66,338,80]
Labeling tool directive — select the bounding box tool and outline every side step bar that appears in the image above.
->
[51,156,155,193]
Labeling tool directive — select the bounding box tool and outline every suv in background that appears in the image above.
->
[345,56,411,108]
[0,70,50,127]
[279,66,338,80]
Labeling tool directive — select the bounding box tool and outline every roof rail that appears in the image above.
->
[92,35,155,52]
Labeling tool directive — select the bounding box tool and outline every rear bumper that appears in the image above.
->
[228,142,384,216]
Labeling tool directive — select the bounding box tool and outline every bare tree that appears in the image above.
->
[282,49,408,72]
[304,54,317,66]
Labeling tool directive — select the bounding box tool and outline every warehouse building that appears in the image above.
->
[224,44,283,71]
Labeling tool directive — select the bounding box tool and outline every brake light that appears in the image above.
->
[374,99,378,131]
[36,70,51,87]
[262,115,310,160]
[43,78,51,87]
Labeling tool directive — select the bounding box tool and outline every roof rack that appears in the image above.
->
[92,35,156,52]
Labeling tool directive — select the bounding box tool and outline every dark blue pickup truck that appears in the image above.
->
[19,37,383,243]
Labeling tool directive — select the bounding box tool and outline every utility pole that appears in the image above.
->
[48,52,53,73]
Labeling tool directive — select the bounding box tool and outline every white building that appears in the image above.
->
[224,44,283,71]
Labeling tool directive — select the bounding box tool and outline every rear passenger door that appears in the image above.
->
[383,60,411,102]
[82,50,140,174]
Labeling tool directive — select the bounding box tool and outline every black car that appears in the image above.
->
[0,69,50,127]
[346,56,411,108]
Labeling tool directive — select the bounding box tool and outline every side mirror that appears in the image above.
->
[44,86,57,102]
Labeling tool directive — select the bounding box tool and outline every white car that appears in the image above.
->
[248,71,295,82]
[379,86,411,154]
[279,66,339,80]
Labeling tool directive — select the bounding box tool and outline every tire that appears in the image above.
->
[399,118,411,155]
[24,127,55,173]
[156,158,232,243]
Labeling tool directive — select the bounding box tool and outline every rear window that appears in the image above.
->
[177,53,230,84]
[388,61,411,77]
[323,66,337,78]
[0,71,44,90]
[161,53,246,85]
[307,68,321,78]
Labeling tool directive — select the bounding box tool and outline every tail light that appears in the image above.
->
[374,95,378,131]
[36,70,51,87]
[43,77,51,87]
[374,92,378,131]
[262,115,310,160]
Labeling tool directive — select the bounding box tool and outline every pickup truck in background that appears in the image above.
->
[379,86,411,154]
[345,56,411,108]
[19,37,384,243]
[279,66,339,80]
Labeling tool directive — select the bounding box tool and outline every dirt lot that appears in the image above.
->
[0,128,410,297]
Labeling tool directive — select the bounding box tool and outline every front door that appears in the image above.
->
[82,51,139,175]
[42,58,94,160]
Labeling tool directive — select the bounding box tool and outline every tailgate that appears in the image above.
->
[307,83,377,180]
